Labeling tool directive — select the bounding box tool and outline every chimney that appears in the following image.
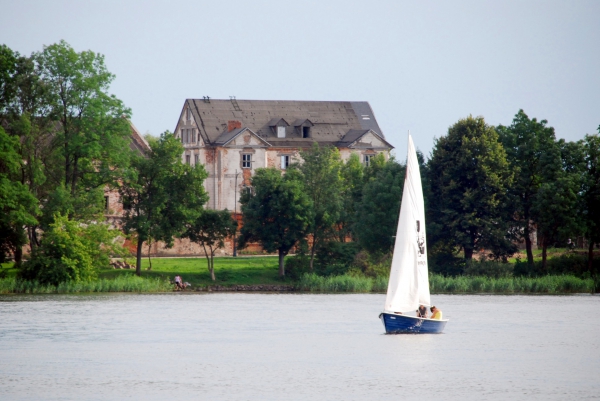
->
[228,120,242,132]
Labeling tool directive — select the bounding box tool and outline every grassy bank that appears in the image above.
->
[1,256,596,294]
[297,273,594,294]
[0,275,171,294]
[99,256,285,287]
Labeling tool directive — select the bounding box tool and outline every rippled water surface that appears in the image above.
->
[1,293,599,400]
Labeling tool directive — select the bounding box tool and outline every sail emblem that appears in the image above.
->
[416,220,425,257]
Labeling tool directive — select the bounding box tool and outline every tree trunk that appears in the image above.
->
[136,238,143,276]
[309,233,317,272]
[278,250,286,277]
[541,240,548,271]
[147,240,152,270]
[589,240,595,274]
[210,255,216,281]
[524,223,534,266]
[14,246,22,267]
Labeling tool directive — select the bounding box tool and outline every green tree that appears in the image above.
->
[354,157,405,254]
[497,110,561,265]
[429,115,515,262]
[533,173,581,269]
[0,127,39,264]
[582,130,600,273]
[119,132,209,275]
[36,40,132,196]
[183,209,237,281]
[238,168,312,277]
[294,143,343,270]
[337,153,364,242]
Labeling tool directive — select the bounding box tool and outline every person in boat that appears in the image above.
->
[417,305,428,318]
[430,306,442,320]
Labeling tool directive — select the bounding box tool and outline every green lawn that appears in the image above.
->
[98,256,290,287]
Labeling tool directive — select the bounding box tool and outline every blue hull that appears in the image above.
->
[379,312,447,334]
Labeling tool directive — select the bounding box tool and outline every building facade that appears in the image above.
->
[173,98,394,212]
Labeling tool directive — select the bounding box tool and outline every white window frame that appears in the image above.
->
[277,126,286,138]
[242,154,252,169]
[364,154,373,167]
[194,154,199,165]
[281,155,290,170]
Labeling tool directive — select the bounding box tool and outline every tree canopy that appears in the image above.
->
[429,115,515,261]
[238,168,313,277]
[120,132,208,275]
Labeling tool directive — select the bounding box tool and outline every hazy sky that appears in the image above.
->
[1,0,599,157]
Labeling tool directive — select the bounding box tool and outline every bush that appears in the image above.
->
[19,214,125,285]
[314,241,359,277]
[285,253,311,280]
[463,259,514,278]
[514,253,600,278]
[351,251,391,278]
[429,251,466,276]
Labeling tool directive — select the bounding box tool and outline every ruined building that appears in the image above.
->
[173,98,394,212]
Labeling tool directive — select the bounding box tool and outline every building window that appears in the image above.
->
[281,155,290,170]
[194,154,199,165]
[186,107,191,121]
[277,126,286,138]
[104,196,109,211]
[192,128,196,143]
[302,126,310,138]
[242,154,252,169]
[198,131,201,143]
[364,154,373,167]
[186,155,191,165]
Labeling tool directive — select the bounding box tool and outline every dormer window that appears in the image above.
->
[268,118,290,138]
[302,126,310,138]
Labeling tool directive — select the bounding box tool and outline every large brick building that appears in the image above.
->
[174,98,393,212]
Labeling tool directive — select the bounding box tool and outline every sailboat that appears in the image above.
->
[379,134,448,334]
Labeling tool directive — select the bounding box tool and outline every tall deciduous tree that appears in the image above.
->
[354,158,405,255]
[184,209,237,281]
[238,168,312,277]
[582,130,600,273]
[36,40,132,196]
[295,143,343,270]
[120,132,208,275]
[0,127,39,264]
[337,153,364,242]
[497,110,560,265]
[429,115,515,261]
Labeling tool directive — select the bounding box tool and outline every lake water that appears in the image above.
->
[1,293,599,400]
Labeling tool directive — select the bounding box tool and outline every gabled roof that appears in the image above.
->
[184,99,387,147]
[267,117,290,127]
[337,129,394,149]
[292,118,314,127]
[213,127,271,147]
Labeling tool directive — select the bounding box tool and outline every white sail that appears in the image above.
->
[384,134,431,313]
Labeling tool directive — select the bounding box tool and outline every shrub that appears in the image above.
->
[314,241,360,277]
[19,214,125,285]
[285,254,311,280]
[463,259,514,278]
